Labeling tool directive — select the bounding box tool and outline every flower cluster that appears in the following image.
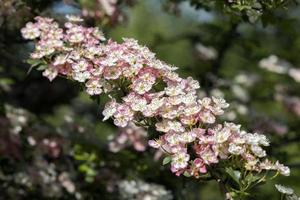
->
[118,179,173,200]
[22,16,289,178]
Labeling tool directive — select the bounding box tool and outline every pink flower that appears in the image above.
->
[42,67,58,81]
[199,109,216,124]
[72,59,89,72]
[21,22,41,39]
[22,16,289,179]
[148,139,162,148]
[103,66,122,80]
[85,79,103,95]
[193,158,207,173]
[171,151,190,170]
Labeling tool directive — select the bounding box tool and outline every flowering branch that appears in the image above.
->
[21,15,290,199]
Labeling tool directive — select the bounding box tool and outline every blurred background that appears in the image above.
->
[1,0,300,199]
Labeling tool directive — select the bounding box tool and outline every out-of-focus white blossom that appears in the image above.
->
[195,43,217,60]
[288,68,300,83]
[118,179,173,200]
[259,55,290,74]
[275,184,294,195]
[108,123,147,152]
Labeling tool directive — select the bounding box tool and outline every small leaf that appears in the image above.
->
[245,173,261,185]
[36,65,48,71]
[0,78,14,85]
[162,156,172,165]
[225,167,241,184]
[27,58,43,67]
[79,164,89,173]
[183,171,191,177]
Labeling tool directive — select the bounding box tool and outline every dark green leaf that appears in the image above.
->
[36,65,48,71]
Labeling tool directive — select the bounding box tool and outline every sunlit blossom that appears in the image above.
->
[22,16,290,178]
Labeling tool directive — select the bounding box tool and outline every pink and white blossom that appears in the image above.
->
[22,16,290,179]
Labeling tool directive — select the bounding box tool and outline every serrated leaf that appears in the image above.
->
[162,156,172,165]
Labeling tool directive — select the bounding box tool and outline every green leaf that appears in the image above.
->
[27,58,43,67]
[225,167,241,184]
[247,10,262,23]
[26,59,47,74]
[36,65,47,71]
[162,156,172,165]
[245,173,261,185]
[0,78,14,85]
[85,176,95,183]
[183,171,191,177]
[79,164,90,173]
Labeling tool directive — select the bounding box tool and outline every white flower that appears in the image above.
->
[259,55,290,74]
[181,92,197,105]
[168,121,185,132]
[165,85,184,96]
[114,115,129,127]
[148,97,165,111]
[21,22,40,39]
[42,67,58,81]
[72,71,90,82]
[102,99,117,121]
[275,184,294,195]
[53,55,68,66]
[171,152,190,169]
[251,145,266,157]
[66,15,83,22]
[130,97,147,112]
[245,133,260,145]
[212,96,229,109]
[288,68,300,83]
[228,143,244,155]
[179,131,197,143]
[72,59,89,72]
[215,127,231,143]
[199,110,215,124]
[198,97,212,109]
[165,133,180,146]
[275,161,290,176]
[184,104,201,116]
[86,79,103,95]
[258,134,270,146]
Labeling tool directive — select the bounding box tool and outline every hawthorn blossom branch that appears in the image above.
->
[21,16,290,196]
